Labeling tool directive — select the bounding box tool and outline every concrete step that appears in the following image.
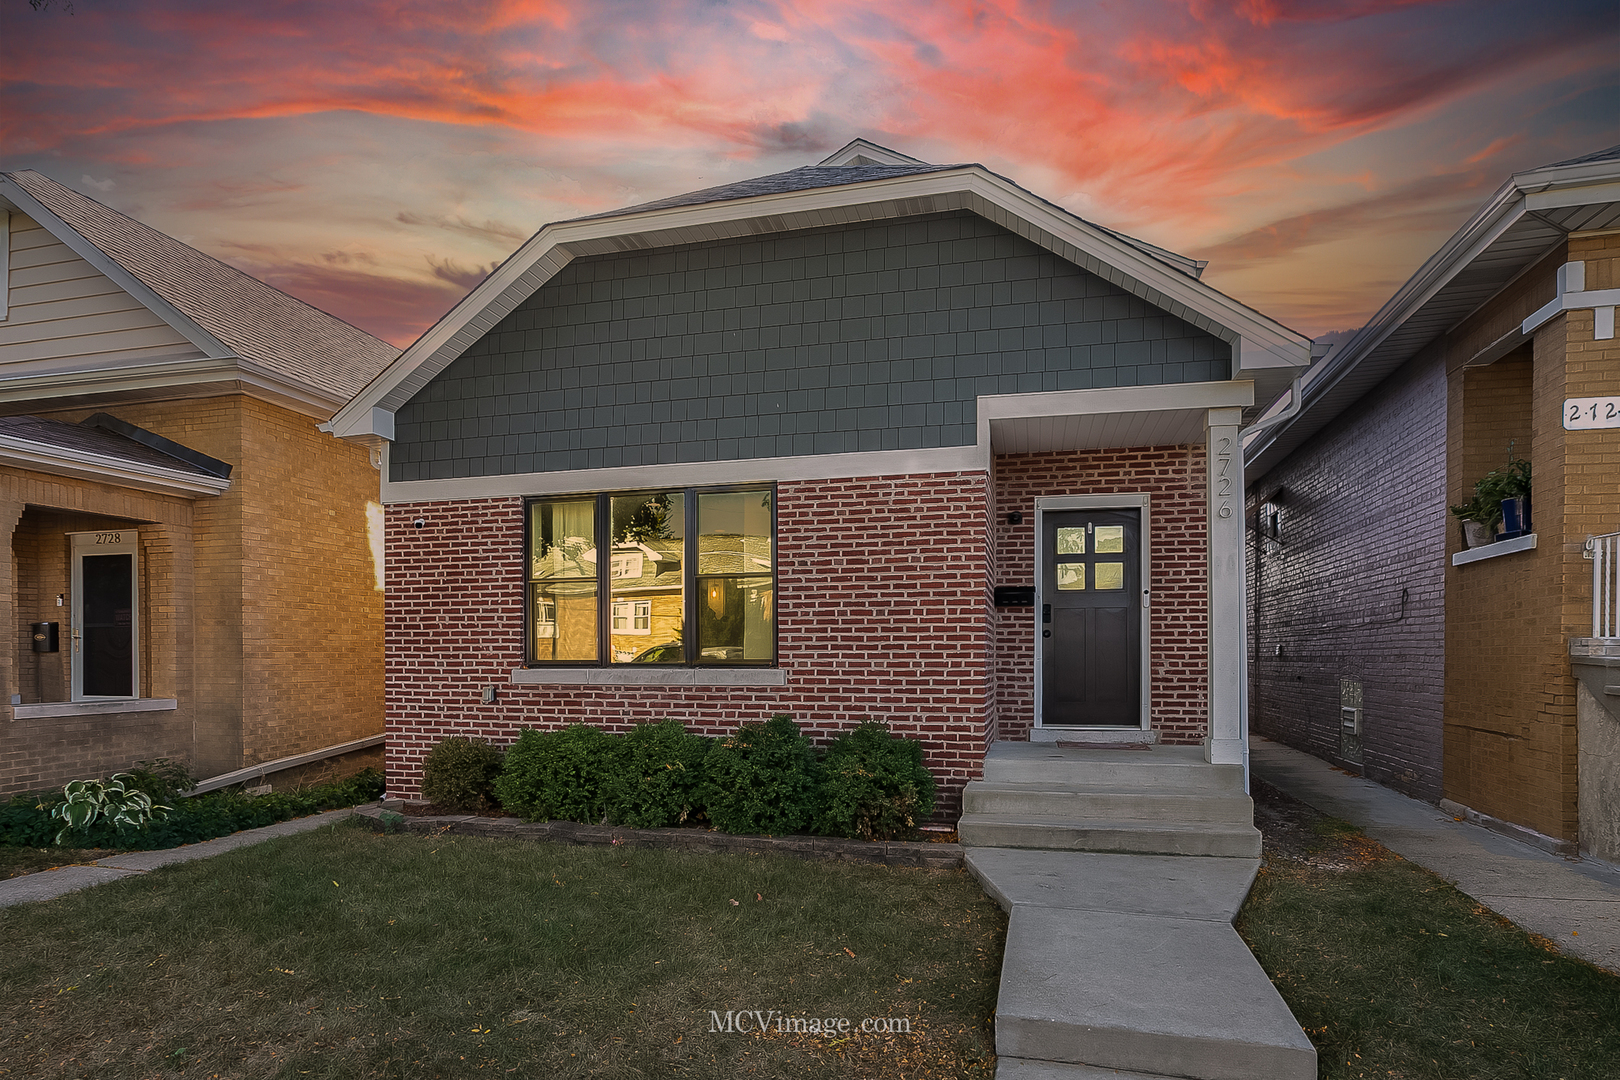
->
[997,1057,1185,1079]
[996,906,1317,1080]
[963,782,1255,824]
[957,815,1262,857]
[981,742,1244,792]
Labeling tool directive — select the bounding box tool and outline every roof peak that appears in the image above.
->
[816,138,929,167]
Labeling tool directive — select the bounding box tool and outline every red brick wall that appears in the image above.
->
[991,446,1209,743]
[384,471,992,817]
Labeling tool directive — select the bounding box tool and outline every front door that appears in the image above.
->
[70,530,139,700]
[1040,509,1140,727]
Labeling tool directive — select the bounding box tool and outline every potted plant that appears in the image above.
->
[1450,447,1532,547]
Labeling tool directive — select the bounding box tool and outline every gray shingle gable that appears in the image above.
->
[391,211,1230,482]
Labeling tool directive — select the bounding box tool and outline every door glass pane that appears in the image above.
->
[531,582,598,662]
[696,576,774,661]
[611,492,684,663]
[1094,562,1125,590]
[1056,527,1086,555]
[1094,525,1125,553]
[81,553,133,696]
[1056,563,1086,590]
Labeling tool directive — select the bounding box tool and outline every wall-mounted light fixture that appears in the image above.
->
[412,517,426,530]
[1007,511,1023,525]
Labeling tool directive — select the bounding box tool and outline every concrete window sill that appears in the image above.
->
[1451,532,1536,567]
[12,698,178,720]
[511,667,788,687]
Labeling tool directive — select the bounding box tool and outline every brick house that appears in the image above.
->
[1244,145,1620,861]
[0,171,397,795]
[326,140,1311,816]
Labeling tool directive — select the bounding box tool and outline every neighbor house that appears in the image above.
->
[326,139,1311,816]
[0,171,397,795]
[1244,144,1620,861]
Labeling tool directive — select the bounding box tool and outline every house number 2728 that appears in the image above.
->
[1215,437,1234,518]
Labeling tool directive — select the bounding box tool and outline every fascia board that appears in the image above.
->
[0,177,236,362]
[0,434,232,496]
[1524,179,1620,212]
[333,166,1309,440]
[0,355,343,418]
[1244,181,1532,470]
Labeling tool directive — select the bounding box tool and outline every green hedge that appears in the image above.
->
[0,769,384,851]
[487,716,936,840]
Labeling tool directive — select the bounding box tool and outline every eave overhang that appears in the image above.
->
[330,166,1310,443]
[0,434,233,497]
[1245,150,1620,483]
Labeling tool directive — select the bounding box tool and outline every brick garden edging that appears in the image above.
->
[356,802,963,869]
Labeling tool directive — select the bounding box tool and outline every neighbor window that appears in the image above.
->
[526,486,775,666]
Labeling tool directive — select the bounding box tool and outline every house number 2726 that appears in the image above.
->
[1215,437,1234,518]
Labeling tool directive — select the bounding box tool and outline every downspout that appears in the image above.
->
[1240,372,1305,442]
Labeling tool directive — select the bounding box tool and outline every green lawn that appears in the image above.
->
[1238,821,1620,1079]
[0,820,1004,1079]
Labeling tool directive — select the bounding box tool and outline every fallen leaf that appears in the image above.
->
[843,947,856,958]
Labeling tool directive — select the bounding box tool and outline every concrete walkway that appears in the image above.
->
[0,806,361,908]
[1251,736,1620,975]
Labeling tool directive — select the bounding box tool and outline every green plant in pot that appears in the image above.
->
[1450,448,1531,547]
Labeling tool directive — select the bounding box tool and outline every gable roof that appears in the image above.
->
[1245,143,1620,481]
[329,142,1308,444]
[0,171,399,409]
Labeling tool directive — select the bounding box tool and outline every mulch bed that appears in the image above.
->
[363,801,965,869]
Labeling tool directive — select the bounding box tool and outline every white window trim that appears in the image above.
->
[1,209,10,320]
[1032,494,1152,735]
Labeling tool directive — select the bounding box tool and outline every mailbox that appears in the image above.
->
[31,622,59,653]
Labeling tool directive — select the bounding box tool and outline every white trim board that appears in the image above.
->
[0,435,231,497]
[382,382,1250,505]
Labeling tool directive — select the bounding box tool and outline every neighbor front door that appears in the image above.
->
[1040,509,1140,727]
[70,530,139,700]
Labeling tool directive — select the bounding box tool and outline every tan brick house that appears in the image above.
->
[0,171,397,795]
[1245,144,1620,861]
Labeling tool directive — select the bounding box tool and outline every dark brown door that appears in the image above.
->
[1041,509,1140,727]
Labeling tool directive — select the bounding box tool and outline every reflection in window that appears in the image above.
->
[529,500,598,661]
[1057,564,1086,590]
[526,487,775,666]
[610,492,683,663]
[697,490,774,661]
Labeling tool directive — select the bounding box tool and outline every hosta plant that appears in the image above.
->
[50,773,170,845]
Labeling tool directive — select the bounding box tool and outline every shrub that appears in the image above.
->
[51,773,170,844]
[813,721,936,840]
[493,725,622,824]
[703,714,820,835]
[125,757,196,803]
[606,720,711,828]
[420,736,505,812]
[0,769,384,851]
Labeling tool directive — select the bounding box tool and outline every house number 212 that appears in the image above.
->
[1215,437,1234,518]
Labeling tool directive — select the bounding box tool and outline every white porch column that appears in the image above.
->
[1205,408,1245,765]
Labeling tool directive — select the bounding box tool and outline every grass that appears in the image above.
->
[1238,818,1620,1079]
[0,819,1004,1079]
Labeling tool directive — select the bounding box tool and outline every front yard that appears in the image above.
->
[0,820,1004,1079]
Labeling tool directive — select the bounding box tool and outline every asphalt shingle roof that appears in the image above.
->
[1546,143,1620,168]
[574,164,967,221]
[0,415,220,477]
[3,171,399,401]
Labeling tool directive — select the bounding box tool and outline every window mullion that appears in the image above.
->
[684,488,697,665]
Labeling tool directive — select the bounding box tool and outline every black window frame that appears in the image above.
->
[523,483,777,668]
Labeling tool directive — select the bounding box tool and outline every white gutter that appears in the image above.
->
[184,734,385,795]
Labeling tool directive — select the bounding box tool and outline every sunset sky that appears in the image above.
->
[2,0,1615,348]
